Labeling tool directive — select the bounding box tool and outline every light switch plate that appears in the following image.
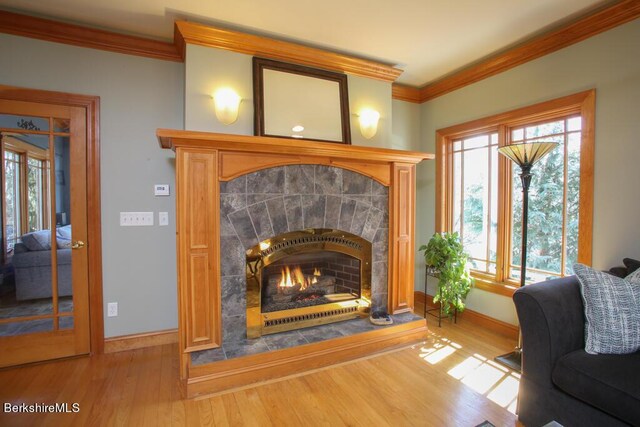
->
[154,184,170,196]
[120,212,154,226]
[159,212,169,226]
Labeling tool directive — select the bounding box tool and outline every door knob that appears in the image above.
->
[71,240,85,249]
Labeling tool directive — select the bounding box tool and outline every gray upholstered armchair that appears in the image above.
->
[514,276,640,426]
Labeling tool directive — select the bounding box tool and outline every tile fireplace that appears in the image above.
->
[158,129,432,396]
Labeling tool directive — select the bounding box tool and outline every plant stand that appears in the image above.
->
[424,268,457,327]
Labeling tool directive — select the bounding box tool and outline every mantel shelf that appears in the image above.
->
[157,129,433,165]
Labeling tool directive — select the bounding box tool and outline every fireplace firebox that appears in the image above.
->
[246,229,372,338]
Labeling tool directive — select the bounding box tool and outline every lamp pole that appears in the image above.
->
[495,142,558,372]
[518,163,532,290]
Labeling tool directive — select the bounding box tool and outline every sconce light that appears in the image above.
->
[212,88,241,125]
[358,109,380,139]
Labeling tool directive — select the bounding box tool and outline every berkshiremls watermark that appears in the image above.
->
[4,402,80,413]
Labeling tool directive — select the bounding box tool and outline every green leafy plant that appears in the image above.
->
[419,232,474,317]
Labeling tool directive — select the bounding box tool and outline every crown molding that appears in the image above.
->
[3,2,637,101]
[174,20,403,83]
[0,10,181,62]
[418,0,640,102]
[391,84,422,103]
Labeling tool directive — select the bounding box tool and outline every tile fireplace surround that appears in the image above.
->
[158,130,433,397]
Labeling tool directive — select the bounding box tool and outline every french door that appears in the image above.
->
[0,96,91,367]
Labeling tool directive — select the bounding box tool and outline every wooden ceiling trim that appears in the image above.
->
[174,21,403,83]
[418,0,640,102]
[0,10,182,62]
[391,84,422,103]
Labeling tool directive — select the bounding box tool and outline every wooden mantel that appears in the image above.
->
[157,129,432,178]
[158,129,433,396]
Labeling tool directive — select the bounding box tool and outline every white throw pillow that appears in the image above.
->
[574,263,640,355]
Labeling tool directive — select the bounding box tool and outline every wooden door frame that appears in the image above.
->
[0,85,104,354]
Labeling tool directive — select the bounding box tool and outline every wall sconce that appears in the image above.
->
[358,109,380,139]
[212,88,241,125]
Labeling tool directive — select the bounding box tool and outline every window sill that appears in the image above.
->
[470,275,519,298]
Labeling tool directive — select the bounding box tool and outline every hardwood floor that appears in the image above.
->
[0,310,520,426]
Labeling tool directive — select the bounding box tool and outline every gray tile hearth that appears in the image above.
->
[263,330,309,351]
[299,323,345,343]
[191,313,422,366]
[191,347,226,364]
[224,338,270,359]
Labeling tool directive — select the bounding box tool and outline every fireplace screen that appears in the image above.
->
[246,229,371,338]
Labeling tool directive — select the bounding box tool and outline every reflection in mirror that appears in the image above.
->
[53,118,70,133]
[56,136,73,313]
[59,316,74,330]
[0,318,53,336]
[263,69,342,141]
[0,114,61,336]
[0,114,49,132]
[253,58,351,144]
[1,130,54,325]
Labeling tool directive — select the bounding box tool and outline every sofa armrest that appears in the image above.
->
[513,276,586,388]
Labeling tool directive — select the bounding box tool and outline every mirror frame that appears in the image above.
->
[253,57,351,144]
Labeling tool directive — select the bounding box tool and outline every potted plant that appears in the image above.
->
[419,232,474,317]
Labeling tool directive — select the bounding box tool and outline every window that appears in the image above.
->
[2,136,50,256]
[436,91,595,296]
[4,150,22,253]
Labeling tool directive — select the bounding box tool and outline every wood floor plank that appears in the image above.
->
[221,392,245,426]
[157,342,176,426]
[208,395,231,426]
[234,388,274,427]
[0,316,519,426]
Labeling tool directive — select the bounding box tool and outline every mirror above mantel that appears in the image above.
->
[253,57,352,144]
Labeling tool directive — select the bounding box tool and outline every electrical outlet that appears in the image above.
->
[120,212,154,226]
[107,302,118,317]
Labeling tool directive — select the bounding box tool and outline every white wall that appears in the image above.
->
[391,99,421,151]
[185,46,254,134]
[0,34,184,337]
[184,44,393,147]
[416,19,640,325]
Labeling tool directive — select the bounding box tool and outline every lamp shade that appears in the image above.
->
[213,88,241,125]
[498,141,558,167]
[358,109,380,139]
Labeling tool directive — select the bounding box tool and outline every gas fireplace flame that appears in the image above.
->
[278,266,321,291]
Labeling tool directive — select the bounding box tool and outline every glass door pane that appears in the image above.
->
[0,123,54,334]
[55,136,73,314]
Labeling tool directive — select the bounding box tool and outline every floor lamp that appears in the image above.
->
[495,141,558,372]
